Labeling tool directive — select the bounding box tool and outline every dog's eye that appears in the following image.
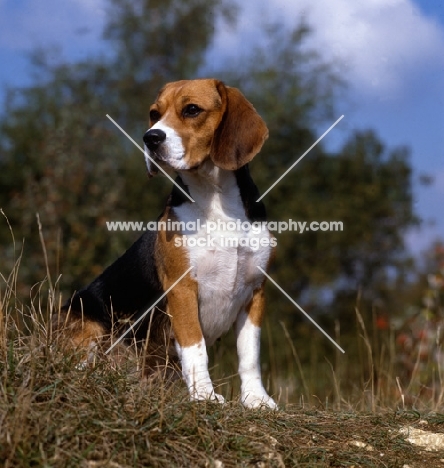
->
[150,110,161,122]
[182,104,202,118]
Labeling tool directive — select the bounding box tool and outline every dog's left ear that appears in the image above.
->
[211,82,269,170]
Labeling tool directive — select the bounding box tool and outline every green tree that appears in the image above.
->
[0,0,235,296]
[0,6,417,336]
[217,23,416,331]
[0,2,422,401]
[104,0,236,122]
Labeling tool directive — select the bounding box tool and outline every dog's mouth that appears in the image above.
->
[144,147,177,177]
[147,146,172,163]
[151,152,170,167]
[144,144,194,176]
[144,146,161,176]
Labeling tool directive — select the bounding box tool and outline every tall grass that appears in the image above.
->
[2,236,444,412]
[0,245,443,468]
[1,229,444,465]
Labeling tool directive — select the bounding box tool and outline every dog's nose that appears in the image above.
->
[143,129,166,151]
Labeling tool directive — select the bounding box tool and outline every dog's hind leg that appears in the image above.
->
[52,307,109,368]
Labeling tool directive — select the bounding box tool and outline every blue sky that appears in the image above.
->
[0,0,443,256]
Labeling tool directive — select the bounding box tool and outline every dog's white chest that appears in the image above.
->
[174,170,272,345]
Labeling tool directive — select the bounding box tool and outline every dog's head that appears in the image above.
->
[143,79,268,176]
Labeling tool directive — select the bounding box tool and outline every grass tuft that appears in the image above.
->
[2,249,444,466]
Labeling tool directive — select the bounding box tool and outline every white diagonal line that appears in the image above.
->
[257,266,345,354]
[106,114,195,203]
[256,115,344,202]
[105,266,193,355]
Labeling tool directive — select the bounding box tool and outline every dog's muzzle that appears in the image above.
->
[143,128,167,176]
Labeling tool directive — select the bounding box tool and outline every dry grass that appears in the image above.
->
[2,334,444,467]
[2,255,444,466]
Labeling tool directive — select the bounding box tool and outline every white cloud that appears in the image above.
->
[289,0,444,94]
[215,0,444,96]
[1,0,443,96]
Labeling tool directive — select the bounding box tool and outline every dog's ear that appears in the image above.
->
[210,82,268,170]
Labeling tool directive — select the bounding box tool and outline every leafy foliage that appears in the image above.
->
[0,0,235,294]
[0,1,417,339]
[217,24,417,329]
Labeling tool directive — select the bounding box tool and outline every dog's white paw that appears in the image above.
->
[241,391,277,410]
[74,340,98,370]
[190,388,225,404]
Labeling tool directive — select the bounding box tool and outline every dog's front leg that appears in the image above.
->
[167,279,224,403]
[236,288,277,409]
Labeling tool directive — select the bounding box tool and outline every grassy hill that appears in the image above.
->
[2,291,444,467]
[1,239,444,467]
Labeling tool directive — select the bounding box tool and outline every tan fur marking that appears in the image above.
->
[149,79,225,170]
[210,84,268,170]
[149,79,268,171]
[52,312,106,367]
[52,313,106,349]
[246,287,266,328]
[155,208,202,348]
[71,320,105,348]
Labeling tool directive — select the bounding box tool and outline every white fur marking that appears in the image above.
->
[145,121,188,172]
[175,163,272,346]
[177,338,224,402]
[75,340,98,370]
[236,313,277,409]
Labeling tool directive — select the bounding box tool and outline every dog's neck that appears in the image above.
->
[178,160,245,220]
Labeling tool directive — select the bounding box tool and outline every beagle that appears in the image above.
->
[56,79,277,409]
